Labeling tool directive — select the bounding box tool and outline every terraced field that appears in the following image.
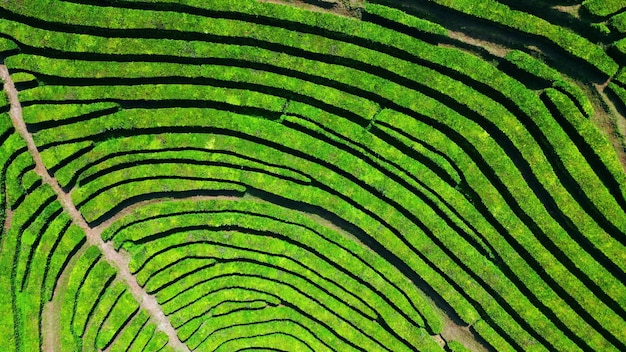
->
[0,0,625,351]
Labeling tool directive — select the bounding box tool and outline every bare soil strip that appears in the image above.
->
[260,0,364,18]
[0,64,190,352]
[594,84,626,172]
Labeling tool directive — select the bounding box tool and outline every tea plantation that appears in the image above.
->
[0,0,625,351]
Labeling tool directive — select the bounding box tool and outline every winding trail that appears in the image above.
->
[0,64,190,352]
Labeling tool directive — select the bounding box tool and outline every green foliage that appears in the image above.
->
[582,0,626,17]
[609,11,626,32]
[446,340,472,352]
[95,290,140,350]
[504,50,560,83]
[0,0,624,351]
[363,4,449,36]
[0,36,17,55]
[73,260,117,337]
[59,246,102,351]
[422,0,618,76]
[9,72,36,85]
[108,311,150,352]
[107,198,443,335]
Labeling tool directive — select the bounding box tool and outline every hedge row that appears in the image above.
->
[4,181,60,352]
[93,290,143,351]
[59,246,102,351]
[58,112,490,346]
[76,149,310,188]
[607,81,626,108]
[72,260,117,337]
[6,0,622,246]
[0,37,18,56]
[503,50,594,118]
[5,151,35,209]
[80,281,127,351]
[194,315,328,352]
[71,109,564,350]
[609,11,626,32]
[20,102,120,126]
[281,107,492,264]
[17,46,620,268]
[0,112,25,352]
[12,83,616,352]
[83,175,432,350]
[9,15,610,256]
[14,197,62,292]
[9,54,379,123]
[124,223,376,321]
[76,175,246,225]
[542,87,626,243]
[114,207,435,343]
[2,2,620,350]
[376,108,626,350]
[407,0,618,76]
[104,197,442,335]
[362,3,449,36]
[37,98,620,350]
[41,223,85,301]
[280,107,495,262]
[582,0,626,18]
[162,258,412,352]
[107,310,150,352]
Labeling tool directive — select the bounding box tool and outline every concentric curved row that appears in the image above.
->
[0,0,625,351]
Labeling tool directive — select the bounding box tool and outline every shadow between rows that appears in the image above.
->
[68,148,311,193]
[11,0,624,220]
[9,0,626,224]
[19,206,64,292]
[26,46,626,254]
[78,272,118,338]
[266,112,625,349]
[173,286,304,348]
[363,0,610,83]
[61,140,472,338]
[12,8,625,253]
[281,118,496,261]
[31,86,624,348]
[6,148,36,211]
[45,119,610,349]
[40,218,78,300]
[165,269,387,352]
[21,0,612,84]
[129,227,380,325]
[85,187,245,228]
[113,205,438,335]
[198,318,325,352]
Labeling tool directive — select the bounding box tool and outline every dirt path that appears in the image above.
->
[0,64,190,352]
[260,0,364,18]
[594,84,626,172]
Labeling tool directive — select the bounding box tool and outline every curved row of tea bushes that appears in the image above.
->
[49,105,599,351]
[6,3,623,259]
[12,48,620,286]
[582,0,626,18]
[0,0,624,350]
[6,2,624,250]
[0,102,81,351]
[367,0,617,77]
[56,245,170,351]
[0,119,153,352]
[103,198,442,351]
[12,60,620,350]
